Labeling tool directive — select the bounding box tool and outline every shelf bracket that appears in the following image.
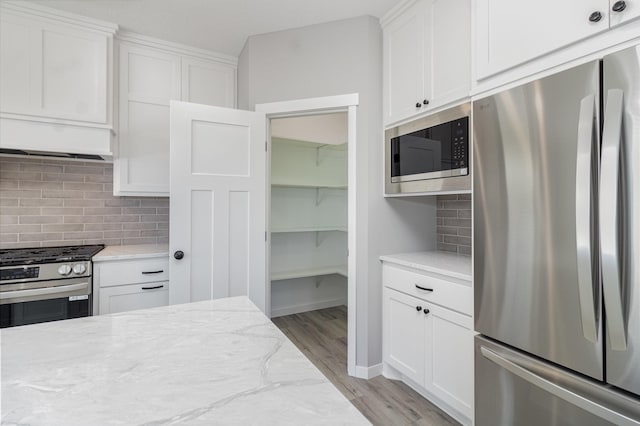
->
[315,145,328,166]
[315,275,324,287]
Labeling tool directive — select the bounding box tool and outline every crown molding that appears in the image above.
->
[380,0,420,28]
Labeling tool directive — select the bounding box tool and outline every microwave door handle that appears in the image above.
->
[575,93,599,343]
[600,89,626,351]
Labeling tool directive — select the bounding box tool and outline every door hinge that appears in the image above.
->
[265,231,267,241]
[265,141,268,152]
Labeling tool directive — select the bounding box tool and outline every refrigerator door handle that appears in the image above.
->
[480,345,640,425]
[600,88,627,351]
[575,93,599,343]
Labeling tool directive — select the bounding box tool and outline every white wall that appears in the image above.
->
[238,15,436,368]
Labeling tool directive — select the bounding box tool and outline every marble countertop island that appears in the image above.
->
[1,297,369,425]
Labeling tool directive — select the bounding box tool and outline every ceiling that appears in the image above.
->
[26,0,399,57]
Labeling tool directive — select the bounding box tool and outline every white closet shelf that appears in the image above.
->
[271,226,347,233]
[271,183,347,189]
[272,137,347,151]
[271,265,348,281]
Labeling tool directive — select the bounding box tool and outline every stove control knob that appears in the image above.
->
[58,265,72,276]
[73,264,86,275]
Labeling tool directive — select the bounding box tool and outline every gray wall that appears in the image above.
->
[0,157,169,248]
[238,16,437,368]
[436,194,471,255]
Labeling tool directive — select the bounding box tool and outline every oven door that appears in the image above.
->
[0,278,92,328]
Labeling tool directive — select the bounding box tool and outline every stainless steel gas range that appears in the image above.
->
[0,245,104,328]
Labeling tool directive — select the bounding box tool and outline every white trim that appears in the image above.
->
[0,1,118,34]
[256,94,359,115]
[354,363,384,379]
[270,298,347,319]
[117,31,238,66]
[257,93,359,378]
[380,0,419,28]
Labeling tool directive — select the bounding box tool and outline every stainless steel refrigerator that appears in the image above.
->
[473,44,640,425]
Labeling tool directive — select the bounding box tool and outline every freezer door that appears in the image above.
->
[475,336,640,426]
[473,60,604,379]
[603,45,640,396]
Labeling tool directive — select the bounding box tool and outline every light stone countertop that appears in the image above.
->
[0,297,370,426]
[379,250,472,281]
[93,243,169,261]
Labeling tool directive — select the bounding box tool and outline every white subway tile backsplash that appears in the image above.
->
[0,157,169,248]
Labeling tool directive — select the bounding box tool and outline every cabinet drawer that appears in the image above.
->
[96,258,169,287]
[99,281,169,315]
[383,264,471,315]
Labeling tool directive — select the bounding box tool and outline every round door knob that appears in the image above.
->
[423,308,430,315]
[416,306,423,312]
[415,102,422,108]
[589,11,602,22]
[58,264,72,276]
[72,264,86,274]
[174,250,184,260]
[612,1,626,12]
[423,99,429,105]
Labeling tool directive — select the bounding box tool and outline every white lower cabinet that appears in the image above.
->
[94,256,170,315]
[99,282,169,315]
[383,263,473,425]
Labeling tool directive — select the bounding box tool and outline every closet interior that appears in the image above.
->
[269,113,348,318]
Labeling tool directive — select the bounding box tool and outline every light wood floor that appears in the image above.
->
[272,306,459,426]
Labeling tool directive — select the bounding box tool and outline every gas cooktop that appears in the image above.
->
[0,245,105,267]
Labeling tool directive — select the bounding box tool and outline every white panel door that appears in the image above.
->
[425,304,473,418]
[169,101,266,312]
[609,0,640,27]
[428,0,470,107]
[115,43,180,196]
[383,0,426,125]
[475,0,609,79]
[181,56,236,108]
[383,288,425,385]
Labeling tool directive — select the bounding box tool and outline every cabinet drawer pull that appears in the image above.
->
[141,285,164,290]
[141,270,164,275]
[415,284,434,292]
[415,102,423,108]
[416,306,423,312]
[423,308,430,315]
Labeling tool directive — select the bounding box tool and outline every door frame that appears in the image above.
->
[256,93,359,376]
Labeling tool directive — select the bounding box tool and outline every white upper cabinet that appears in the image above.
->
[609,0,640,27]
[475,0,609,79]
[0,1,116,156]
[382,0,470,126]
[114,33,237,196]
[181,56,236,107]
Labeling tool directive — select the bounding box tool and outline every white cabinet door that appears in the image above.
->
[428,0,470,107]
[383,288,425,385]
[425,304,473,418]
[609,0,640,27]
[383,0,427,125]
[181,56,236,107]
[115,43,180,196]
[99,282,169,314]
[0,11,109,124]
[169,102,266,311]
[475,0,610,79]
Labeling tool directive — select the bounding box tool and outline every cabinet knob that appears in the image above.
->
[416,306,423,312]
[415,102,422,108]
[424,308,430,315]
[174,250,184,260]
[423,99,429,105]
[589,11,603,22]
[612,1,626,12]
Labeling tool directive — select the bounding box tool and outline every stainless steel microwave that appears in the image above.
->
[385,103,471,195]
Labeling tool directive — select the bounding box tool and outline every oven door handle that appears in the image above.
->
[0,282,89,303]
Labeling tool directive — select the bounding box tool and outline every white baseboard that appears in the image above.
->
[270,297,347,318]
[354,363,383,379]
